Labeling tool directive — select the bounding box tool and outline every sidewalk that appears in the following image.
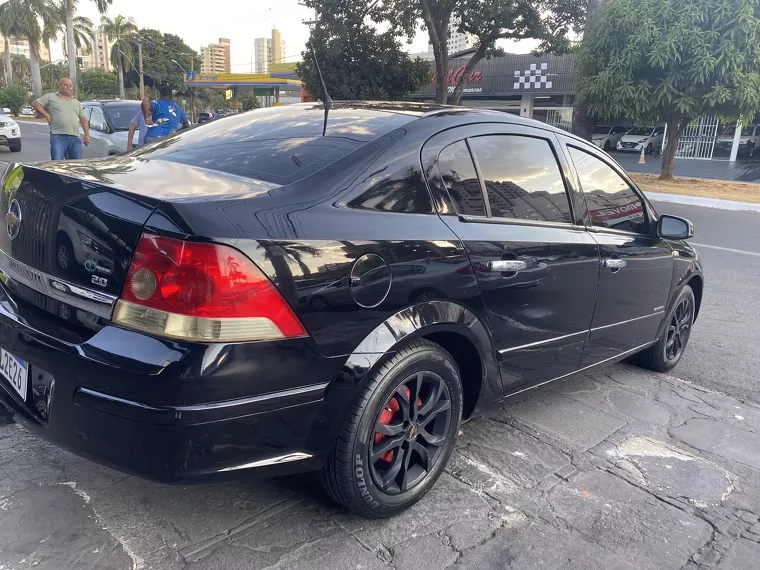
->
[616,151,760,183]
[2,361,759,570]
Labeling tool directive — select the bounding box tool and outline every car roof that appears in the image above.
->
[83,100,142,105]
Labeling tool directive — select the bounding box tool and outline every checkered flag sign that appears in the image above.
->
[514,63,552,89]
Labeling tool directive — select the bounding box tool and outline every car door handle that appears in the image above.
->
[603,258,627,270]
[488,260,527,273]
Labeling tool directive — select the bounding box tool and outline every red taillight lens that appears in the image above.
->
[113,234,307,342]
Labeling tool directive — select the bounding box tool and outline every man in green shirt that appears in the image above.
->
[32,78,91,160]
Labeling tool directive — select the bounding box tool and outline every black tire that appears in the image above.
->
[646,143,653,155]
[309,295,329,311]
[635,285,695,372]
[604,139,611,152]
[8,139,21,152]
[319,339,463,518]
[56,233,74,274]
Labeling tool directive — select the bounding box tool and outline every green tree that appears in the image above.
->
[0,84,31,114]
[0,2,23,86]
[64,0,111,94]
[304,0,584,104]
[80,69,118,98]
[10,54,31,88]
[122,29,197,94]
[296,19,430,101]
[0,0,59,98]
[102,14,137,99]
[576,0,760,179]
[241,93,260,111]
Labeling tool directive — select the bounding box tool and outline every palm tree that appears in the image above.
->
[0,2,23,86]
[64,0,110,94]
[102,15,137,99]
[46,3,93,65]
[1,0,58,98]
[11,54,31,87]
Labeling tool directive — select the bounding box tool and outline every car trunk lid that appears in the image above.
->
[0,162,162,328]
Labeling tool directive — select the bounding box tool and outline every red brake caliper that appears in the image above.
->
[374,387,422,463]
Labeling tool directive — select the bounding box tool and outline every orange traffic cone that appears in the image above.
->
[638,146,646,164]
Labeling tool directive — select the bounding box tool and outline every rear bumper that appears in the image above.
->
[0,293,348,483]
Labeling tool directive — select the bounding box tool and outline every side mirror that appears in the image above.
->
[91,121,109,133]
[658,214,694,240]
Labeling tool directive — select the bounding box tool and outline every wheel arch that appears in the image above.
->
[340,301,500,421]
[686,274,703,322]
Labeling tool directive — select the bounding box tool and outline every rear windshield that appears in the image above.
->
[135,104,415,185]
[105,104,141,131]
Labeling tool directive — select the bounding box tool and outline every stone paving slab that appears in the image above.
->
[2,363,760,570]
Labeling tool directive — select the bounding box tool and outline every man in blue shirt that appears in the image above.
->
[127,110,147,150]
[142,86,190,144]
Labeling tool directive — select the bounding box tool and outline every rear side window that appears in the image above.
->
[568,146,648,234]
[468,135,572,224]
[437,141,486,216]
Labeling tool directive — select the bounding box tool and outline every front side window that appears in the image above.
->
[89,107,106,130]
[437,140,486,216]
[468,135,572,224]
[568,147,648,234]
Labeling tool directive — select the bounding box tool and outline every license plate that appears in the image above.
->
[0,348,27,401]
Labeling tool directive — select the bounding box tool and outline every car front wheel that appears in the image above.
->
[635,285,695,372]
[319,339,462,518]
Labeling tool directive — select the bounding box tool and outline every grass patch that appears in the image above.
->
[631,173,760,204]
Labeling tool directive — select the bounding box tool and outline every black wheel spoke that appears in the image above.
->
[371,434,405,462]
[418,427,446,446]
[374,420,404,437]
[412,441,430,471]
[410,372,423,421]
[399,443,414,492]
[419,399,451,428]
[418,380,442,417]
[394,386,411,423]
[379,446,405,490]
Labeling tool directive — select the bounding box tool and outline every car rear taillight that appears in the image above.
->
[112,234,307,342]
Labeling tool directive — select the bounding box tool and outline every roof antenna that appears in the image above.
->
[309,39,332,136]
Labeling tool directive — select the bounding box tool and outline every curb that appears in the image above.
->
[644,191,760,213]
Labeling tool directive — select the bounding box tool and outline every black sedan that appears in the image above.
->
[0,102,702,518]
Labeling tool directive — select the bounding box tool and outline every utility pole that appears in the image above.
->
[137,35,145,100]
[190,56,195,123]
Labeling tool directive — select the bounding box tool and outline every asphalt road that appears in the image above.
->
[1,120,54,163]
[650,200,760,405]
[1,128,758,404]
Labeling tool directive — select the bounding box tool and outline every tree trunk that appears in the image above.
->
[29,45,43,99]
[448,42,487,105]
[117,56,125,99]
[65,0,78,94]
[660,115,682,180]
[571,103,594,141]
[3,37,11,86]
[420,0,449,104]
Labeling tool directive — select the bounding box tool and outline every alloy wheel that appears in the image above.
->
[369,371,452,495]
[665,298,692,361]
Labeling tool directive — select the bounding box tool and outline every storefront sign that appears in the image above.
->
[431,65,483,85]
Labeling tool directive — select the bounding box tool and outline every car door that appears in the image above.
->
[564,143,674,365]
[422,124,600,393]
[85,106,110,158]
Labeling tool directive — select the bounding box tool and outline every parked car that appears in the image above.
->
[617,125,665,154]
[0,103,703,518]
[197,112,213,124]
[592,125,627,151]
[1,107,11,115]
[18,106,35,117]
[79,100,142,157]
[0,110,21,152]
[715,124,758,157]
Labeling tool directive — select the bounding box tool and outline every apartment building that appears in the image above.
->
[200,38,231,74]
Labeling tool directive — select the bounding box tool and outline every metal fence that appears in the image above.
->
[668,116,720,160]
